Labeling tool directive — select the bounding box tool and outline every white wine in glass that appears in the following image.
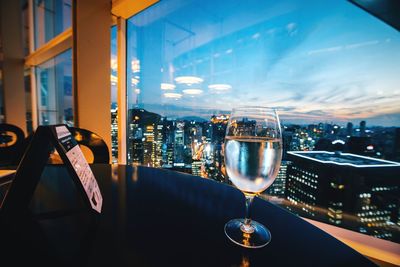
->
[224,107,282,248]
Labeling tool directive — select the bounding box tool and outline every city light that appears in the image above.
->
[114,104,400,242]
[174,76,203,85]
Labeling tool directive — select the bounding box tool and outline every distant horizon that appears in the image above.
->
[114,103,400,128]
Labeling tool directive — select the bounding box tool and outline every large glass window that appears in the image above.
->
[124,0,400,242]
[36,49,72,126]
[34,0,72,49]
[111,25,118,162]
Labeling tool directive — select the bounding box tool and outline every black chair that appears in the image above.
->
[68,127,110,164]
[0,123,26,166]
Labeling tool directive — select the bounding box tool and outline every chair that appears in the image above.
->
[68,127,110,164]
[0,123,26,166]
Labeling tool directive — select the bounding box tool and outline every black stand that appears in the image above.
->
[0,125,102,216]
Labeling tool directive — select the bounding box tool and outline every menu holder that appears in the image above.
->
[0,125,103,216]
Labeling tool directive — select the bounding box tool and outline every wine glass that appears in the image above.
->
[224,106,282,248]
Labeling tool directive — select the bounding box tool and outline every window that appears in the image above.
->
[34,0,72,48]
[111,25,118,162]
[36,49,73,126]
[122,0,400,243]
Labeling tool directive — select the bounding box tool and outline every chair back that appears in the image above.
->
[0,123,25,166]
[68,127,110,164]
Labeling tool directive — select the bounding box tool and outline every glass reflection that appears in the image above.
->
[34,0,72,49]
[36,49,73,126]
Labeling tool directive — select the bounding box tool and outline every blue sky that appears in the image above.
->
[115,0,400,126]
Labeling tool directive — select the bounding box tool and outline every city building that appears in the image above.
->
[266,160,290,197]
[111,106,118,162]
[286,151,400,240]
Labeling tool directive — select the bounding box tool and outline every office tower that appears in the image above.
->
[128,108,161,165]
[286,151,400,240]
[325,123,333,135]
[360,121,366,137]
[131,138,144,164]
[166,143,174,166]
[111,106,118,161]
[174,122,185,165]
[191,160,202,176]
[155,119,165,167]
[143,124,155,166]
[266,160,290,197]
[346,122,353,137]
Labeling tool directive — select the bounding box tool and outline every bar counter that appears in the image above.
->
[0,164,375,266]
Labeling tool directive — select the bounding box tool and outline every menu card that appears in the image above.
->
[55,126,103,213]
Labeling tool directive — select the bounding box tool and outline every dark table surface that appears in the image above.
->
[0,164,375,266]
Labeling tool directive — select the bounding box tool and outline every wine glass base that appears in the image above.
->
[224,219,271,248]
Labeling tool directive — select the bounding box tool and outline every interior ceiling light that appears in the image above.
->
[131,78,139,85]
[111,59,117,71]
[164,93,182,99]
[208,84,232,91]
[110,74,118,83]
[182,89,203,95]
[161,83,176,90]
[174,76,203,85]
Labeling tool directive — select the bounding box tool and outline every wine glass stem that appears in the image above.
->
[242,194,255,234]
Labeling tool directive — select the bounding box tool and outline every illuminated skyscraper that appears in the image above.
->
[191,160,202,176]
[166,143,174,166]
[128,108,161,165]
[267,161,290,197]
[143,124,155,166]
[111,106,118,162]
[155,119,165,167]
[174,122,185,165]
[286,151,400,241]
